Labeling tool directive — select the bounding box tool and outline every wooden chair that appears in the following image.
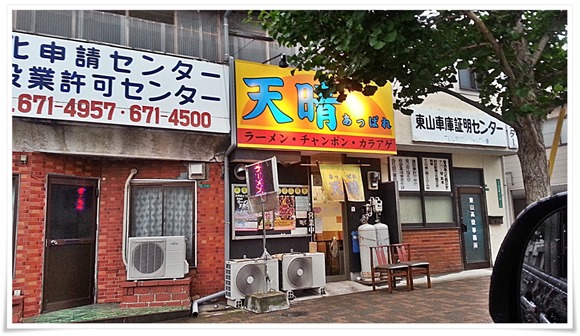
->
[369,245,412,294]
[388,243,431,290]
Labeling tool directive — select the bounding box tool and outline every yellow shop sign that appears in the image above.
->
[235,60,397,155]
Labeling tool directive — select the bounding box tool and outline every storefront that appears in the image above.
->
[226,60,516,286]
[227,60,399,282]
[393,92,517,271]
[11,32,230,318]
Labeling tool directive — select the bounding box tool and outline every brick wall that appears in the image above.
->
[12,152,226,318]
[12,152,102,318]
[97,160,226,302]
[191,164,226,297]
[120,278,192,308]
[12,295,24,323]
[402,229,464,274]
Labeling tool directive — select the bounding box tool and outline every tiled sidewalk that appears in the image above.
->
[17,269,492,324]
[166,273,493,324]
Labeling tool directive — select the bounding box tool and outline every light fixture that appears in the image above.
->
[278,54,289,68]
[261,53,289,68]
[188,163,206,180]
[234,164,246,180]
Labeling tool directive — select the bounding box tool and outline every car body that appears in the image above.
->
[488,191,568,323]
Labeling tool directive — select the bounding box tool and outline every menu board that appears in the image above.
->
[232,184,311,238]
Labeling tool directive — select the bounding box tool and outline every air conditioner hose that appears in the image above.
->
[191,290,225,317]
[122,168,138,266]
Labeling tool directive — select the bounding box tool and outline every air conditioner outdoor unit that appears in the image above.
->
[225,258,279,308]
[126,236,189,281]
[279,252,326,299]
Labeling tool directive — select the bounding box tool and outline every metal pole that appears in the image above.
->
[260,195,271,292]
[261,195,267,257]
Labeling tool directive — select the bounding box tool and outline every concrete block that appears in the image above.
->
[244,291,290,314]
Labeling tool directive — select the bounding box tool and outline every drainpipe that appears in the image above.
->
[191,12,251,317]
[188,13,236,318]
[122,168,138,266]
[224,10,231,62]
[190,290,226,317]
[223,10,236,262]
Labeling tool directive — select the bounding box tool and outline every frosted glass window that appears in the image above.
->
[425,196,454,223]
[399,196,423,224]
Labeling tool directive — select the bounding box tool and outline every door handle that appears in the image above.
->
[50,240,58,246]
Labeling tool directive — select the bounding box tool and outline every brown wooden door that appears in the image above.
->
[43,176,98,312]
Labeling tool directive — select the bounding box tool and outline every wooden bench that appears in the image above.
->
[369,245,412,294]
[369,243,432,293]
[389,243,432,290]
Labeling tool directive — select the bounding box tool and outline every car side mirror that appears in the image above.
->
[489,191,567,323]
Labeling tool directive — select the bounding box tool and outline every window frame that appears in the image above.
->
[458,68,481,91]
[389,152,456,229]
[129,179,197,267]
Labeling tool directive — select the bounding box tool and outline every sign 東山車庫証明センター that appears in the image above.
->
[235,60,397,155]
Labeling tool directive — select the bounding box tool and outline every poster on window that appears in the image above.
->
[232,184,311,236]
[389,156,420,191]
[232,185,258,231]
[422,158,451,192]
[294,192,310,219]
